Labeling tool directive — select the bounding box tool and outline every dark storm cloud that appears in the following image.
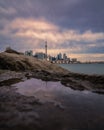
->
[45,0,104,32]
[0,0,104,32]
[83,46,104,54]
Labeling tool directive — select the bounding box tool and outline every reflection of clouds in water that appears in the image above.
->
[14,78,71,103]
[14,78,60,102]
[12,78,104,127]
[14,78,104,107]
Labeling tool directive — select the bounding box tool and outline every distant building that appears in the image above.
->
[57,53,62,60]
[48,55,52,61]
[25,50,33,56]
[71,58,77,63]
[63,53,67,60]
[35,52,45,60]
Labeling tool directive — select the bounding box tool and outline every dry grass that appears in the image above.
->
[0,52,68,74]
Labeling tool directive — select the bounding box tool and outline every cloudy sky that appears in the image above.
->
[0,0,104,61]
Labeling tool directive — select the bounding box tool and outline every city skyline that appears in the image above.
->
[0,0,104,62]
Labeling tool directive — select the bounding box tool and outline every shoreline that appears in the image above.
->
[0,69,104,130]
[0,69,104,92]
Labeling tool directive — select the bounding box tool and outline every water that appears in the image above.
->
[58,63,104,75]
[15,78,74,103]
[14,78,104,128]
[15,78,104,104]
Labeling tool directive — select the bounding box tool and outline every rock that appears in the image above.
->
[5,47,23,55]
[54,102,65,110]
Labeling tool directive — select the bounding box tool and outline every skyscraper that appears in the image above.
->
[63,53,67,60]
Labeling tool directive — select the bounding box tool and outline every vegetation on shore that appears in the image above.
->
[0,50,67,74]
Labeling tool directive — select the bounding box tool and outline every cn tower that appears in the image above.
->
[45,41,47,60]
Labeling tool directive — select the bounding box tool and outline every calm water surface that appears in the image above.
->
[14,78,104,104]
[14,78,104,128]
[58,63,104,75]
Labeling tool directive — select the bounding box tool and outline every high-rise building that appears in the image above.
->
[59,53,62,60]
[57,53,62,60]
[35,52,45,60]
[63,53,67,60]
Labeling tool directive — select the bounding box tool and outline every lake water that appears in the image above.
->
[14,78,104,129]
[58,63,104,75]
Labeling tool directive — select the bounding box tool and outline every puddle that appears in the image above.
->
[14,78,104,105]
[14,78,73,103]
[10,78,104,128]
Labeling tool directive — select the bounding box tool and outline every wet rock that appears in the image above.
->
[61,78,85,90]
[0,78,22,87]
[54,102,65,110]
[92,89,104,95]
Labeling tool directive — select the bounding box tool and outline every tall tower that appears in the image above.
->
[45,41,47,60]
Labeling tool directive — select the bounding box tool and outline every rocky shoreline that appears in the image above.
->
[0,49,104,129]
[0,69,104,130]
[0,69,104,91]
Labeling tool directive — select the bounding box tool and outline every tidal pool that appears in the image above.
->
[14,78,89,102]
[14,78,104,104]
[13,78,104,129]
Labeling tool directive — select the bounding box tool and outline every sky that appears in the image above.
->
[0,0,104,61]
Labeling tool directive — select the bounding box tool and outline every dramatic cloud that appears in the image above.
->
[0,0,104,61]
[0,7,16,15]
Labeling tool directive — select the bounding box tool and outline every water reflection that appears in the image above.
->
[15,78,74,103]
[13,78,104,129]
[14,78,104,104]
